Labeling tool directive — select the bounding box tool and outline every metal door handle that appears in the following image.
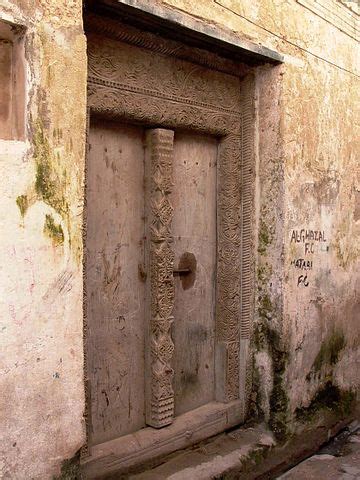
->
[173,268,191,276]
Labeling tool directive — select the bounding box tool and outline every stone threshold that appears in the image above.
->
[130,423,276,480]
[127,413,357,480]
[81,401,244,479]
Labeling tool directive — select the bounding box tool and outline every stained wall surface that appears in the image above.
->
[0,0,87,478]
[0,0,359,478]
[157,0,359,434]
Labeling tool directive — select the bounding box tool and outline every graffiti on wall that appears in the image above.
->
[290,229,328,287]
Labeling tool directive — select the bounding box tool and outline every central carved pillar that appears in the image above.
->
[145,129,175,428]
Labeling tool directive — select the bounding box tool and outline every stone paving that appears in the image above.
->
[278,421,360,480]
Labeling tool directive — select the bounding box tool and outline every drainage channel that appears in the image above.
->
[276,420,360,479]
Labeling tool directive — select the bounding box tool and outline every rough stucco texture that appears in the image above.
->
[159,0,360,426]
[0,0,359,478]
[0,1,87,478]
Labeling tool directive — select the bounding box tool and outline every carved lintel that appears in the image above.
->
[145,129,175,428]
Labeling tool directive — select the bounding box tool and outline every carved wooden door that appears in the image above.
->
[86,124,217,442]
[83,14,255,474]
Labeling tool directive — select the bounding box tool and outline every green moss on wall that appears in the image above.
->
[44,214,64,246]
[269,375,289,442]
[258,294,273,320]
[218,443,274,479]
[33,119,69,217]
[16,195,29,217]
[307,330,346,380]
[253,317,290,442]
[314,330,345,371]
[267,326,289,442]
[247,363,264,421]
[53,452,81,480]
[242,447,267,471]
[257,264,272,285]
[253,256,290,442]
[258,219,273,255]
[295,382,355,423]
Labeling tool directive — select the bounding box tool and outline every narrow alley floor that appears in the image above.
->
[278,421,360,480]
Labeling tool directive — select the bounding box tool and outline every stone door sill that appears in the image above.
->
[81,400,244,478]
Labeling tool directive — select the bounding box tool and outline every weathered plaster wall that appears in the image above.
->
[1,0,358,477]
[283,54,359,419]
[159,0,360,436]
[0,1,87,478]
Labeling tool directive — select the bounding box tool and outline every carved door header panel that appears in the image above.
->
[84,15,256,476]
[88,33,241,136]
[89,34,241,113]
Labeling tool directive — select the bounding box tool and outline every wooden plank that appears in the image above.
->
[86,119,146,445]
[172,131,217,415]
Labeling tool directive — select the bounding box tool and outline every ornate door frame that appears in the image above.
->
[82,12,257,477]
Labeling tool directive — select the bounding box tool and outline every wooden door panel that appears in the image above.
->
[86,119,146,445]
[172,131,218,415]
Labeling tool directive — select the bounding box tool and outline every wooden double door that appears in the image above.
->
[83,14,252,473]
[87,121,217,444]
